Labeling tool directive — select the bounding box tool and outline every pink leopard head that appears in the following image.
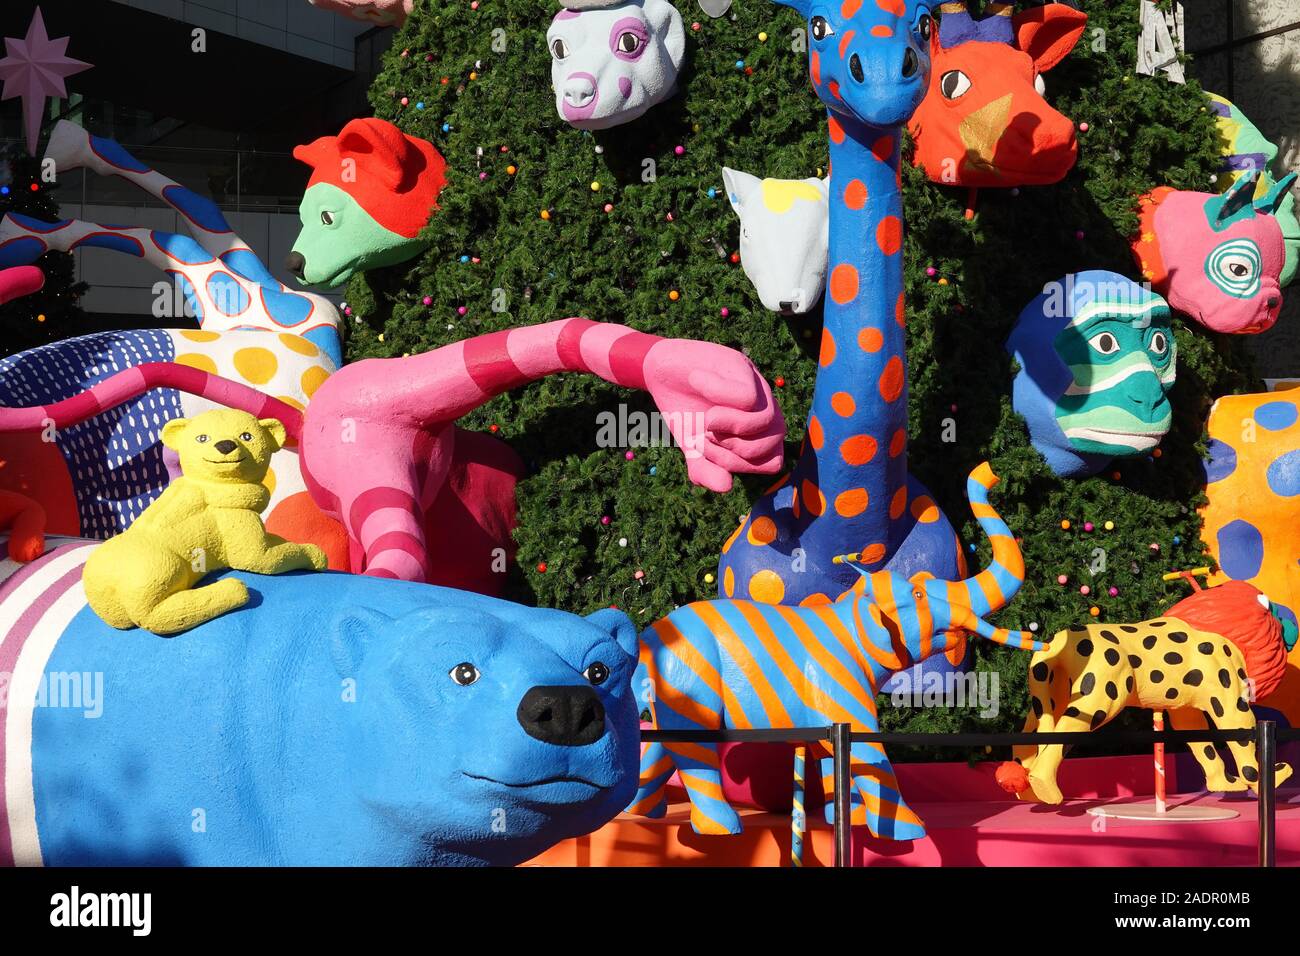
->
[1133,171,1296,335]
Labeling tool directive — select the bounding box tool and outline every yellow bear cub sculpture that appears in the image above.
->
[83,409,327,635]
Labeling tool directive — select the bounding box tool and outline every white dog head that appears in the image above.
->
[723,168,829,315]
[547,0,686,130]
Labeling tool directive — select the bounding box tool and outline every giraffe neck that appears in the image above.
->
[794,111,908,565]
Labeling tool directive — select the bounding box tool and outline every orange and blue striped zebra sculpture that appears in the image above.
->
[630,462,1044,840]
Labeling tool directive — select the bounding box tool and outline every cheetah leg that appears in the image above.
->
[1170,707,1246,792]
[1208,684,1293,794]
[1027,676,1123,804]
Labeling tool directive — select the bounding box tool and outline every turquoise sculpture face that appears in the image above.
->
[1008,271,1178,477]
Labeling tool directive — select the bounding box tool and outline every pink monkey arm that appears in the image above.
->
[0,266,44,306]
[302,318,786,583]
[0,362,304,437]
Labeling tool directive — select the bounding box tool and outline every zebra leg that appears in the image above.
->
[626,741,672,819]
[821,743,926,840]
[664,738,741,835]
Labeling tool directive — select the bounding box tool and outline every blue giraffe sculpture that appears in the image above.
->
[719,0,963,615]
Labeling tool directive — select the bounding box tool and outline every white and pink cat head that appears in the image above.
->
[547,0,686,130]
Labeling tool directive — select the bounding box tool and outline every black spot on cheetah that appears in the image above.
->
[1225,771,1237,783]
[1077,639,1094,656]
[1238,668,1248,681]
[1120,625,1139,633]
[1032,661,1049,682]
[1031,696,1043,717]
[1164,651,1183,665]
[1091,709,1107,728]
[1128,655,1143,669]
[1105,681,1118,700]
[1238,697,1251,712]
[1223,645,1231,657]
[1184,670,1203,687]
[1168,631,1188,643]
[1142,635,1158,650]
[1104,648,1120,666]
[1204,746,1217,760]
[1100,630,1120,644]
[1165,688,1179,700]
[1126,675,1134,692]
[1150,670,1164,684]
[1243,766,1259,783]
[1080,673,1096,696]
[1198,642,1214,655]
[1211,697,1225,718]
[1150,621,1167,628]
[1218,669,1231,688]
[1064,706,1080,718]
[1049,698,1056,710]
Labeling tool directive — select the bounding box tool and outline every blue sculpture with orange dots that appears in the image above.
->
[717,0,965,612]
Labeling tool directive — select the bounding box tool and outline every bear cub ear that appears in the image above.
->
[160,417,191,451]
[258,418,287,452]
[585,607,639,660]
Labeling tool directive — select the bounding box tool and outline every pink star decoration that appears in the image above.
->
[0,7,91,156]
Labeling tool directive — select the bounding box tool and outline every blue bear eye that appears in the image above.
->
[450,662,479,686]
[196,434,209,443]
[584,662,609,685]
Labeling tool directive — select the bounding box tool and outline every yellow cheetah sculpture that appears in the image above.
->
[83,409,327,635]
[1000,582,1295,804]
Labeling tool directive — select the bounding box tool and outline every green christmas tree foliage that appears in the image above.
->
[349,0,1254,744]
[0,145,88,357]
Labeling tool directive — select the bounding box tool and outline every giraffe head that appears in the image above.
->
[778,0,934,129]
[907,2,1086,187]
[837,462,1046,666]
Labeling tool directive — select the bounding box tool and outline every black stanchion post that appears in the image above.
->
[1258,719,1276,868]
[832,722,851,868]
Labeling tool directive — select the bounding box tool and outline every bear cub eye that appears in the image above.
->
[239,432,253,441]
[196,434,209,443]
[584,662,609,685]
[450,662,480,686]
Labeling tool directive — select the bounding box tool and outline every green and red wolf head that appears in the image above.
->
[287,118,448,288]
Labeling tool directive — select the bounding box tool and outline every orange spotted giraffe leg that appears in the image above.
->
[0,492,45,562]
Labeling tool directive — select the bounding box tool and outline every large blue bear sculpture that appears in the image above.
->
[0,537,640,866]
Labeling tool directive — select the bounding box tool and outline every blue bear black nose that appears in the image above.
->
[517,685,606,746]
[902,47,920,78]
[213,440,238,454]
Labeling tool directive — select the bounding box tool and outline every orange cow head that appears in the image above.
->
[907,1,1087,188]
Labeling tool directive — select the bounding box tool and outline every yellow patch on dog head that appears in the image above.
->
[161,409,286,484]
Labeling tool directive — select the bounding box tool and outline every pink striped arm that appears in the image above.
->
[0,266,44,306]
[0,362,304,437]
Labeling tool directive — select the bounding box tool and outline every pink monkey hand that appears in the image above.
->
[0,266,44,306]
[642,340,786,493]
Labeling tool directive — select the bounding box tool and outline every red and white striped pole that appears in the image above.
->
[1153,710,1167,815]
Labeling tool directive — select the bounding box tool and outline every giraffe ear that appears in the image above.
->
[1256,172,1298,217]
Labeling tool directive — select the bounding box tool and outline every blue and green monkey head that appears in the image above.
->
[1007,271,1177,478]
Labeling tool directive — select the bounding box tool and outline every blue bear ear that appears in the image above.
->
[329,607,394,677]
[585,607,639,660]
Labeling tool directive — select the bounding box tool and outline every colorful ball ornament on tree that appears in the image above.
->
[721,167,828,314]
[1006,271,1176,478]
[547,0,686,130]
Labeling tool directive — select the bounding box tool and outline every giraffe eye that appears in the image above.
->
[940,70,971,99]
[551,37,569,59]
[810,16,834,41]
[321,210,335,226]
